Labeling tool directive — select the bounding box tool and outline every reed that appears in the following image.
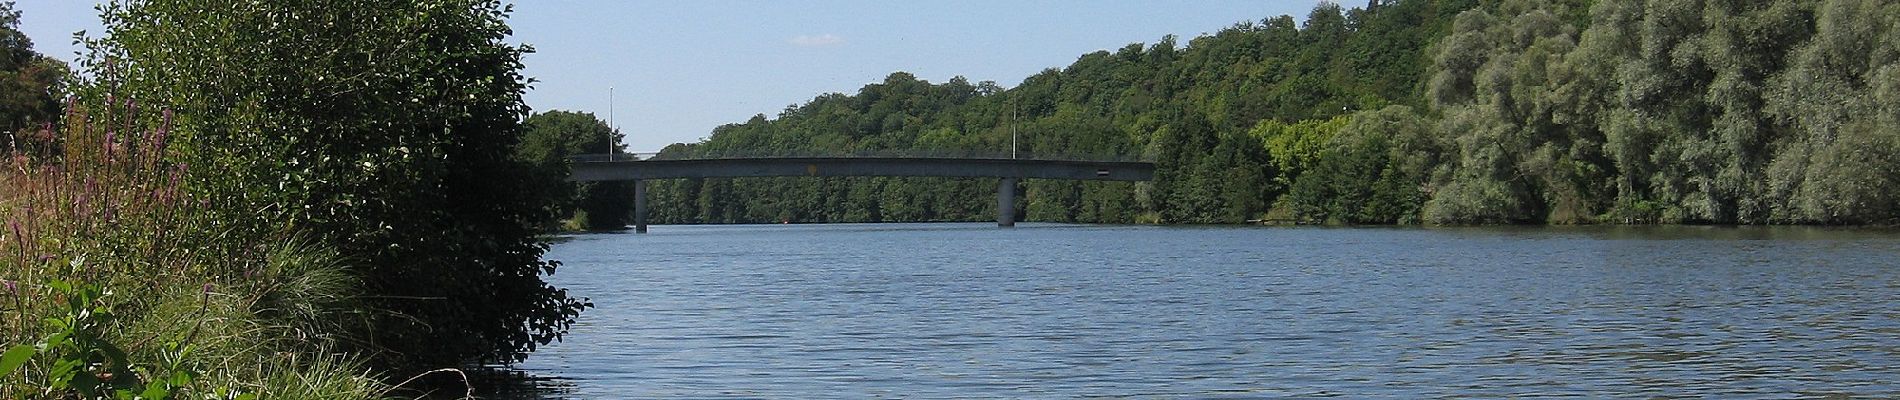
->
[1,95,387,398]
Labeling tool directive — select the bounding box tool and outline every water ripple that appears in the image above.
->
[497,224,1900,399]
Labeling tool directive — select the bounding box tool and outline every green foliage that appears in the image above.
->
[4,278,227,400]
[649,1,1475,225]
[1288,106,1441,224]
[1411,0,1898,224]
[1762,0,1900,224]
[0,1,65,135]
[636,0,1897,226]
[1255,116,1349,189]
[517,110,636,231]
[81,0,588,371]
[3,81,380,398]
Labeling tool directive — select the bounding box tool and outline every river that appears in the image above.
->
[484,223,1900,398]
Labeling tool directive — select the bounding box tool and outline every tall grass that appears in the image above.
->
[1,97,389,398]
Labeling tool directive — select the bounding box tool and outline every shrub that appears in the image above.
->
[81,0,589,369]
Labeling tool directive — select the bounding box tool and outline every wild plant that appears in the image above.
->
[0,90,226,396]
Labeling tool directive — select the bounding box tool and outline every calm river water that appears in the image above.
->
[489,223,1900,398]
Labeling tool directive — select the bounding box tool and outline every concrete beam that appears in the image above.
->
[570,157,1154,182]
[573,157,1154,232]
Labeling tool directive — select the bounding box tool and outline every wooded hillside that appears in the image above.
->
[651,0,1900,225]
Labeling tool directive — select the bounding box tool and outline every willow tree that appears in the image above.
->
[1765,0,1900,224]
[1422,7,1591,224]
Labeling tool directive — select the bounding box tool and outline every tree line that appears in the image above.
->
[641,0,1900,226]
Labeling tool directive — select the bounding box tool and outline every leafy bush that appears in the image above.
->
[80,0,588,370]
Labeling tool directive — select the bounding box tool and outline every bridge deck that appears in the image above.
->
[567,156,1154,232]
[569,157,1154,182]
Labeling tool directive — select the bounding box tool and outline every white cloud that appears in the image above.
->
[788,34,845,47]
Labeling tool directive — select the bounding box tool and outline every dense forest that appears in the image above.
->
[647,0,1900,226]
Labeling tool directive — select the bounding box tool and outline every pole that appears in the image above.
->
[608,86,615,162]
[1011,101,1018,159]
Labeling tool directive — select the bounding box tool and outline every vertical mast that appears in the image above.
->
[609,86,616,161]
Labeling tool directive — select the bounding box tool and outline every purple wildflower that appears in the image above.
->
[156,109,174,152]
[2,280,14,295]
[105,129,119,157]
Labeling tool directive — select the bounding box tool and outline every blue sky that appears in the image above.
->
[15,1,1326,151]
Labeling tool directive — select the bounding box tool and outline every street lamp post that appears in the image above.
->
[609,86,615,162]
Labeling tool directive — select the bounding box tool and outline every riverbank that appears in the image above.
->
[0,104,405,397]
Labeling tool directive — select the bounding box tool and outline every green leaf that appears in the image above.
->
[0,344,35,377]
[99,341,131,366]
[169,370,192,387]
[43,331,71,349]
[141,382,172,400]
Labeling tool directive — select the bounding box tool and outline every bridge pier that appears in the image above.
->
[633,179,648,234]
[997,177,1018,227]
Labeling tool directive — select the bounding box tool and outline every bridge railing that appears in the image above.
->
[569,153,645,162]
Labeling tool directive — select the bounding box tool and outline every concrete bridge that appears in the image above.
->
[569,157,1155,233]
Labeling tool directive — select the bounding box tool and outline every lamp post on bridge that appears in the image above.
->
[1011,99,1018,160]
[1002,100,1019,227]
[608,86,615,162]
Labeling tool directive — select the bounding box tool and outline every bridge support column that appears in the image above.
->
[633,179,648,234]
[997,177,1018,227]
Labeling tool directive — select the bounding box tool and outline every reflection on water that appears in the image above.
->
[485,224,1900,398]
[458,369,572,399]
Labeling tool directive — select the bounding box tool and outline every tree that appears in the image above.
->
[0,1,64,136]
[1287,106,1441,224]
[517,110,637,231]
[84,0,589,369]
[1764,0,1900,224]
